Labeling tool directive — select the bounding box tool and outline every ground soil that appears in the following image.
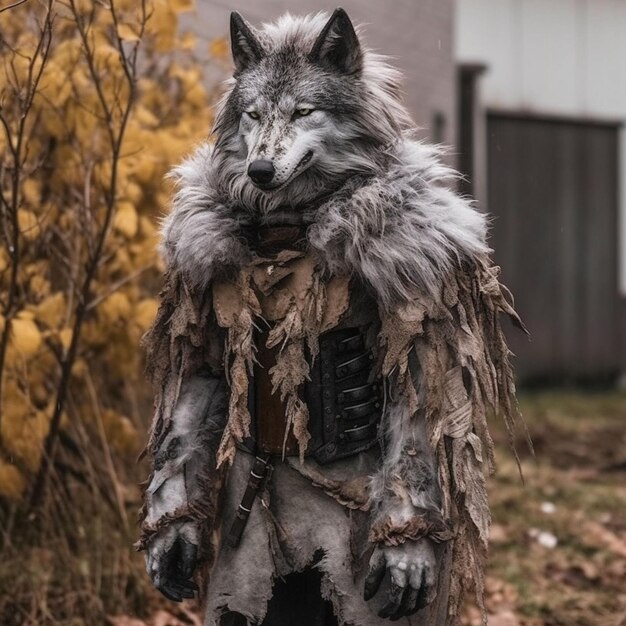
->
[463,391,626,626]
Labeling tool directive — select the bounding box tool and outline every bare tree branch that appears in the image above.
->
[30,0,148,507]
[0,0,29,14]
[0,0,53,427]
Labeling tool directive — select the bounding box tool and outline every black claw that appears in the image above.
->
[364,557,386,601]
[389,584,416,621]
[399,586,420,618]
[180,587,195,600]
[415,583,433,611]
[378,602,398,619]
[179,539,198,580]
[157,583,182,603]
[378,582,404,618]
[152,537,200,604]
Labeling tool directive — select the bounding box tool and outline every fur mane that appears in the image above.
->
[162,138,490,309]
[160,12,490,309]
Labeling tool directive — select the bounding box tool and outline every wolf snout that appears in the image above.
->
[247,159,275,187]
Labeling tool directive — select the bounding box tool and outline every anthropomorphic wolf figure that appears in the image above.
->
[138,9,524,626]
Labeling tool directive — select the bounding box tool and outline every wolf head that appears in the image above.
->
[211,9,413,215]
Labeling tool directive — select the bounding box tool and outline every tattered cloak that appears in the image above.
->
[139,227,527,623]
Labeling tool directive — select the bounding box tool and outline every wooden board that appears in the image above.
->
[486,113,620,383]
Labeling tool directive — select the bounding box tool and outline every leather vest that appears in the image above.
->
[234,224,384,464]
[238,324,384,464]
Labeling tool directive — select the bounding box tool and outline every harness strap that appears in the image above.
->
[226,453,271,548]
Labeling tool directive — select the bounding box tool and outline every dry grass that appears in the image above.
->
[467,391,626,626]
[0,446,152,625]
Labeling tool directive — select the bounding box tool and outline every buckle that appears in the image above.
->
[337,383,378,404]
[341,398,382,421]
[335,351,374,379]
[342,422,377,443]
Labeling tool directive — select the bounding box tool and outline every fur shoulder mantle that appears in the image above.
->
[160,138,490,309]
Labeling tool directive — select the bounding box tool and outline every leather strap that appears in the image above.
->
[236,326,384,464]
[226,453,271,548]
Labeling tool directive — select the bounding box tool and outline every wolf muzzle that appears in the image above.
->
[248,159,275,187]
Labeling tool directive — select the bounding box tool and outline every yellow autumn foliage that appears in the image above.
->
[114,201,139,238]
[117,23,141,42]
[0,0,216,501]
[58,327,73,352]
[35,293,66,328]
[100,292,132,325]
[171,0,195,12]
[1,381,49,473]
[102,409,140,456]
[0,459,27,500]
[17,209,40,241]
[29,274,51,299]
[134,298,160,332]
[10,317,42,359]
[210,36,230,60]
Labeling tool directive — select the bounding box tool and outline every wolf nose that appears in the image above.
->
[248,160,275,186]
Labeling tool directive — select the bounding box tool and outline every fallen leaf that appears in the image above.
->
[489,610,521,626]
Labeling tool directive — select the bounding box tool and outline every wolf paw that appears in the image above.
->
[364,537,438,620]
[145,522,199,602]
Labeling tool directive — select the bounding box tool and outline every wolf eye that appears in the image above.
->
[246,111,260,120]
[294,107,314,118]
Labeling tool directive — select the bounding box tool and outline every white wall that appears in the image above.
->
[455,0,626,293]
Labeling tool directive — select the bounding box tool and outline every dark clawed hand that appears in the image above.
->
[364,538,438,620]
[147,530,199,603]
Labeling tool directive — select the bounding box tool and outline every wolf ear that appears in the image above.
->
[309,8,362,74]
[230,12,264,75]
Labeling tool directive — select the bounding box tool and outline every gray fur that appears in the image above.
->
[307,140,489,308]
[161,144,252,287]
[230,11,264,75]
[144,374,228,579]
[146,374,228,501]
[161,11,489,309]
[309,8,363,74]
[370,436,440,519]
[370,355,441,522]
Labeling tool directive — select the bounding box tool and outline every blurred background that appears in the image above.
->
[0,1,624,625]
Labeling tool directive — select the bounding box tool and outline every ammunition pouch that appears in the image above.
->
[238,326,384,464]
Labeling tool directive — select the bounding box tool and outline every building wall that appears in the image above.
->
[182,0,456,153]
[455,0,626,294]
